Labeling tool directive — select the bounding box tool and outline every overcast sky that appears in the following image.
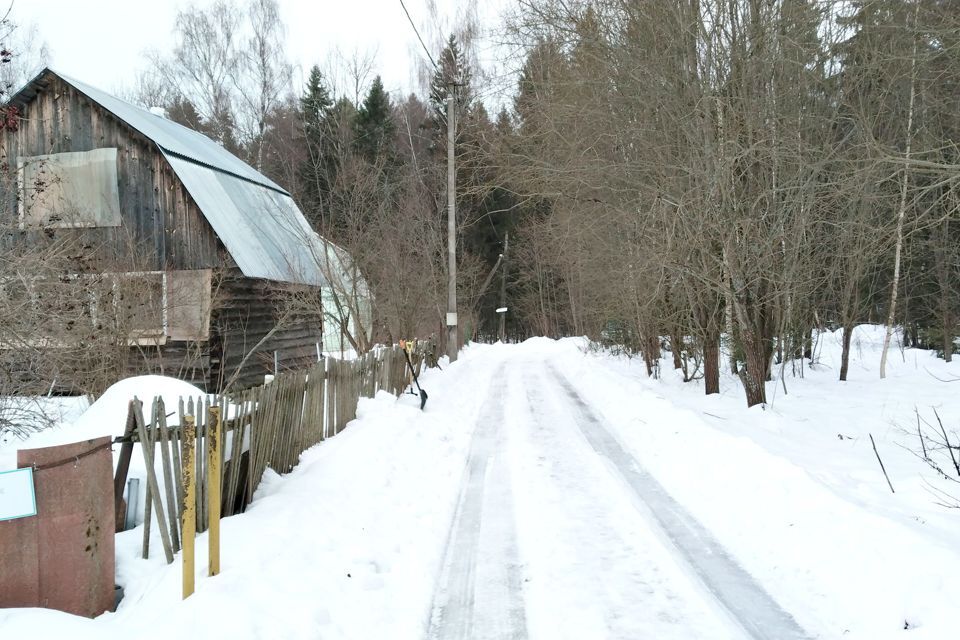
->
[11,0,514,103]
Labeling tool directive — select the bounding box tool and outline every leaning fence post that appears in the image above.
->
[135,398,174,564]
[182,415,197,599]
[208,405,222,577]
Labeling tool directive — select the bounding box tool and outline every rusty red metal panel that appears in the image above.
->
[0,506,40,607]
[0,437,115,618]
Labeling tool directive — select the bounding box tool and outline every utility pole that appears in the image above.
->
[446,83,458,362]
[498,231,509,342]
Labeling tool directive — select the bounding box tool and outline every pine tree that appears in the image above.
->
[353,76,394,163]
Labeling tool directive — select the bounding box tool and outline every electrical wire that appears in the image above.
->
[399,0,440,73]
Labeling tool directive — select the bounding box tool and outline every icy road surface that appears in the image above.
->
[427,355,809,640]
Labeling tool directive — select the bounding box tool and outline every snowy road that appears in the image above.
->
[8,337,959,639]
[427,354,810,640]
[428,368,527,639]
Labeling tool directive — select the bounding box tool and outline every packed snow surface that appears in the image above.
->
[2,329,960,639]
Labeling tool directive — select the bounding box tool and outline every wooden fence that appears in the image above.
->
[113,344,423,562]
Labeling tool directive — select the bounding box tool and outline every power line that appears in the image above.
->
[399,0,440,73]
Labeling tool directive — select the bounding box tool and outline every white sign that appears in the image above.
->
[446,312,458,326]
[495,307,508,314]
[0,467,37,521]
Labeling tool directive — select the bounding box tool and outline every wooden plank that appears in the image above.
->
[134,398,174,564]
[288,372,308,471]
[181,415,196,599]
[164,402,184,524]
[201,396,210,532]
[223,397,243,517]
[207,406,222,577]
[327,359,336,437]
[155,397,181,553]
[142,482,152,560]
[113,403,137,532]
[244,389,262,506]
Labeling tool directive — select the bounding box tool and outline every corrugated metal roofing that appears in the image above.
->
[167,156,326,286]
[11,69,337,287]
[54,71,287,193]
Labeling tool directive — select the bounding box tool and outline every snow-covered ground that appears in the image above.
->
[1,327,959,639]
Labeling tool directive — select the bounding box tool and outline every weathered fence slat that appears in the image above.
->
[155,398,180,553]
[164,404,184,525]
[207,406,222,577]
[114,403,137,532]
[142,481,152,560]
[181,415,196,600]
[223,397,246,517]
[134,398,174,564]
[134,344,421,545]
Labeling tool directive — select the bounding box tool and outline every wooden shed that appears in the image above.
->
[1,68,371,391]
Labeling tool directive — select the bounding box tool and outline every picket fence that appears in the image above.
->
[111,344,422,563]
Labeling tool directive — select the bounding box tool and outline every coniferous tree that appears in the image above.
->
[353,76,394,163]
[298,65,336,228]
[428,34,473,147]
[166,96,206,132]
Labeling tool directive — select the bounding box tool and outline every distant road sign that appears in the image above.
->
[0,467,37,521]
[496,307,508,313]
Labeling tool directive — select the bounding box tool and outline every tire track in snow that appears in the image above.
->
[518,364,744,639]
[427,367,528,640]
[546,362,811,640]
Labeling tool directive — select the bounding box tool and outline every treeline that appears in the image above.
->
[138,0,960,407]
[496,0,960,405]
[135,0,517,349]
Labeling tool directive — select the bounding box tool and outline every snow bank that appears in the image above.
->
[2,333,957,639]
[563,325,960,639]
[1,374,211,536]
[0,376,205,471]
[0,345,502,639]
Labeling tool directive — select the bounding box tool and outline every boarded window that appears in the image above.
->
[18,148,122,228]
[0,275,101,346]
[114,273,165,344]
[0,271,211,347]
[165,270,212,341]
[32,278,98,339]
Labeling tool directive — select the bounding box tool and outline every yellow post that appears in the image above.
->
[207,405,222,577]
[181,415,196,599]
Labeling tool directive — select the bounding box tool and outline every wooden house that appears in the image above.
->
[1,68,371,391]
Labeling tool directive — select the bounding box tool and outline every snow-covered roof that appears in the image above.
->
[10,68,329,287]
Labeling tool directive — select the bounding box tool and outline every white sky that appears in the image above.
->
[12,0,514,103]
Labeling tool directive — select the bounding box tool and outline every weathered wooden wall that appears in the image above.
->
[127,342,211,390]
[210,270,323,390]
[1,73,223,271]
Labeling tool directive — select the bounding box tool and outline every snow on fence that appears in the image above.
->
[112,345,422,563]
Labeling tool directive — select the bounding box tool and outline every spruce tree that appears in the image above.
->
[353,76,394,163]
[298,65,337,228]
[428,34,473,145]
[301,65,333,137]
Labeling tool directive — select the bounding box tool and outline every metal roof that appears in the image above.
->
[10,69,335,286]
[54,71,287,193]
[167,156,326,286]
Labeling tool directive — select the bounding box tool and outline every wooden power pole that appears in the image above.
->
[498,231,509,342]
[446,83,458,362]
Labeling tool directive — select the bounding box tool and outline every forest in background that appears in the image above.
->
[3,0,960,409]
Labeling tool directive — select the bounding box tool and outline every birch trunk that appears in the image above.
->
[880,0,920,379]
